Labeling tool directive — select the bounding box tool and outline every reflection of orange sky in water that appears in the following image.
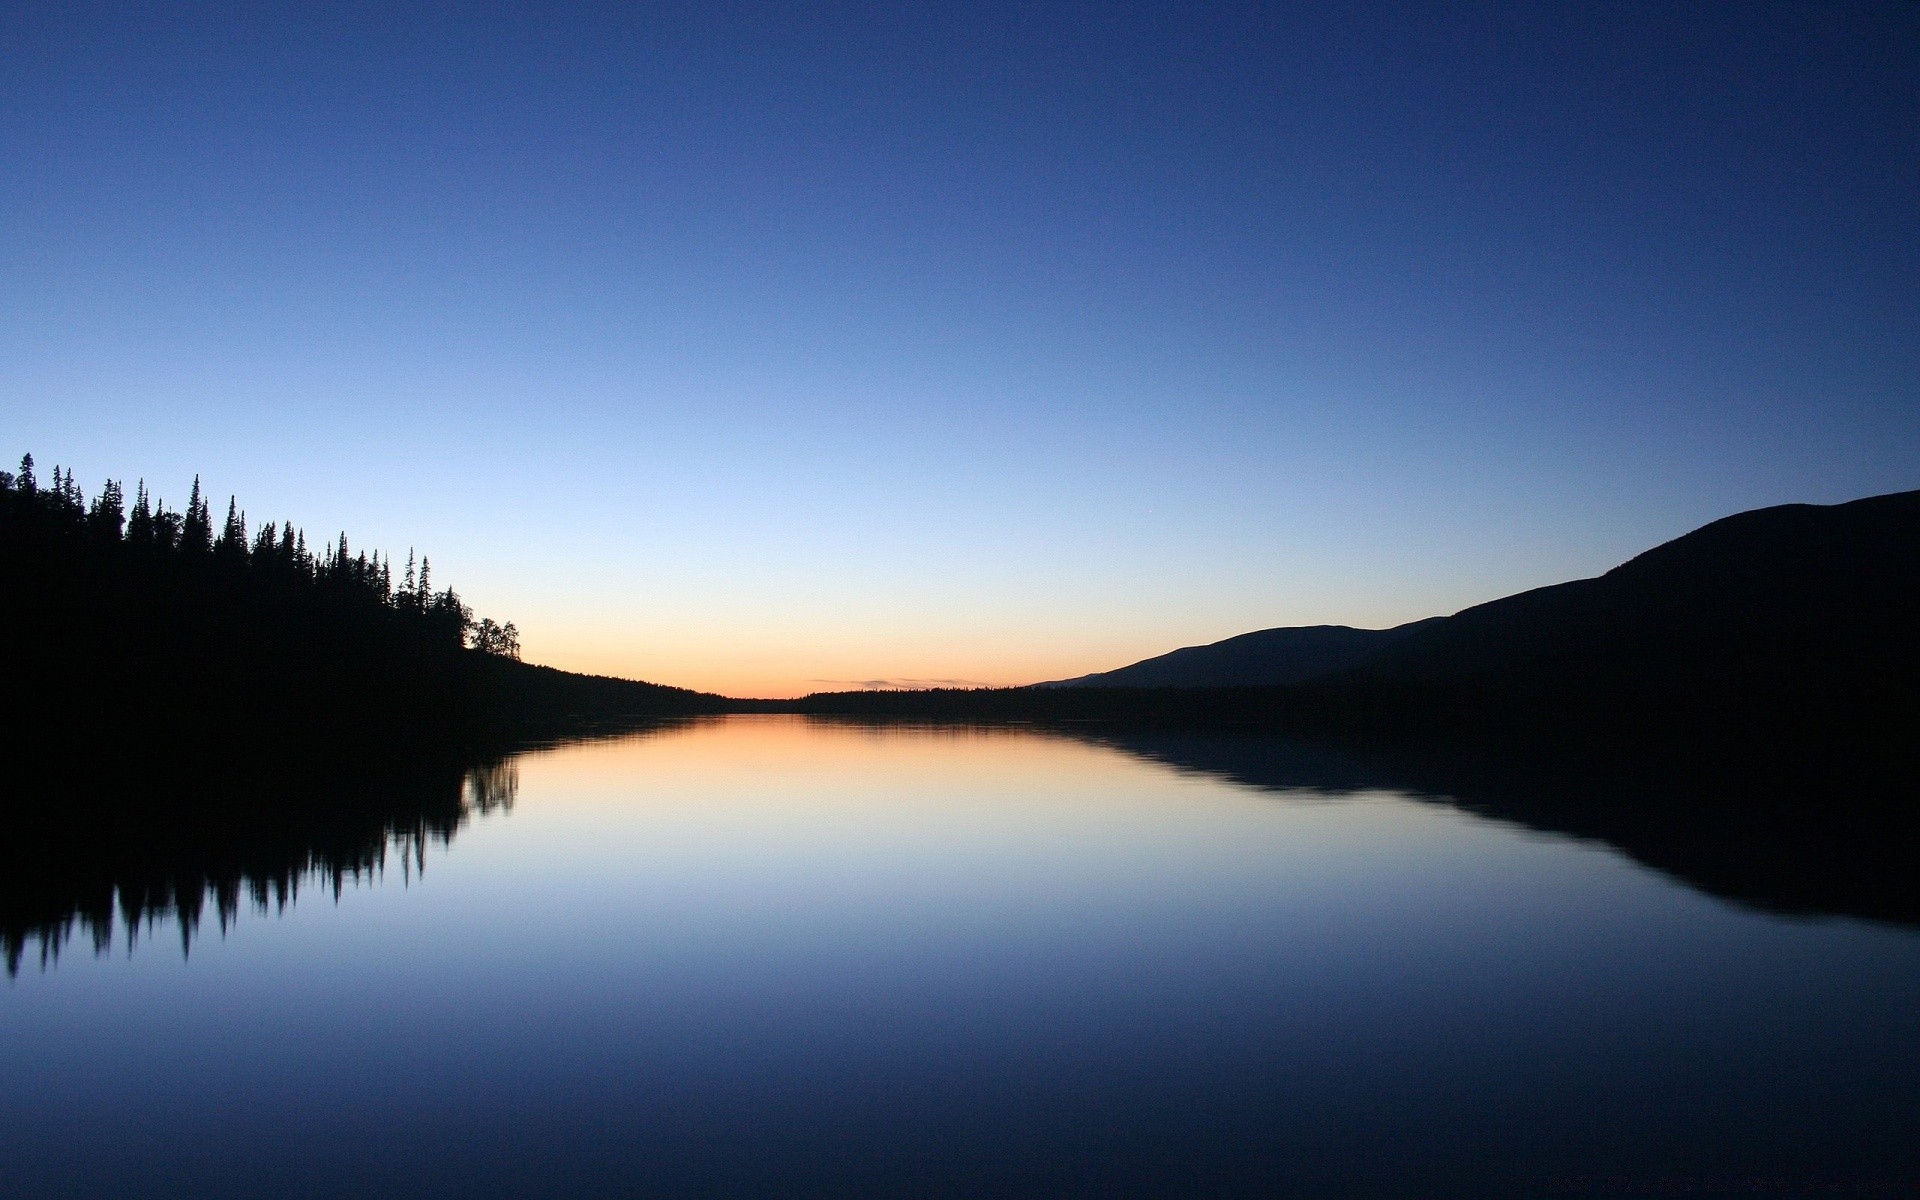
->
[497,716,1442,874]
[514,715,1155,806]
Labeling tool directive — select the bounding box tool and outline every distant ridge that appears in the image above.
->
[1038,489,1920,719]
[1042,620,1442,688]
[767,487,1920,764]
[1355,488,1920,706]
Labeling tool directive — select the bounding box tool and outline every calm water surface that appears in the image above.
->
[5,716,1918,1197]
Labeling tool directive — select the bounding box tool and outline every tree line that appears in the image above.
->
[1,452,519,658]
[3,450,724,762]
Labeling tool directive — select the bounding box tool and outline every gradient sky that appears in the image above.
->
[5,1,1916,696]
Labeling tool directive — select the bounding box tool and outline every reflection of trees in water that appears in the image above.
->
[465,759,519,814]
[3,759,519,977]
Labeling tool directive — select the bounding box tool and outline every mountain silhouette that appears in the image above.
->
[1042,619,1443,688]
[1358,489,1920,702]
[1041,489,1920,738]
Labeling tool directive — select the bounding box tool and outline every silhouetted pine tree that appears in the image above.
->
[127,482,154,548]
[153,500,183,551]
[180,477,212,558]
[214,498,249,569]
[87,480,125,544]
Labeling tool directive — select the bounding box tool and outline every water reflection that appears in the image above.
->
[1066,725,1920,928]
[7,715,1915,979]
[788,714,1920,928]
[3,717,1918,1199]
[1,757,519,976]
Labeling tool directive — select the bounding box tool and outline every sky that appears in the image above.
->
[4,1,1916,697]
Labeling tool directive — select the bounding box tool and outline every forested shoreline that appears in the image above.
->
[1,453,725,762]
[3,452,511,652]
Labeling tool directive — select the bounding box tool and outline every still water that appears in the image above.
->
[4,716,1918,1198]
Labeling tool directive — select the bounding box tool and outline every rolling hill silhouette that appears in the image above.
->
[1044,489,1920,736]
[1042,619,1442,688]
[1358,489,1920,701]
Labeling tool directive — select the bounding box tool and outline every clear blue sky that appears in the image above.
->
[6,1,1916,695]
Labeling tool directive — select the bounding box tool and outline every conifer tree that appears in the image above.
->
[88,479,125,542]
[181,477,212,557]
[215,498,248,566]
[128,482,154,547]
[153,500,183,550]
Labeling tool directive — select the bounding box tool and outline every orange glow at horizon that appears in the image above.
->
[514,621,1168,699]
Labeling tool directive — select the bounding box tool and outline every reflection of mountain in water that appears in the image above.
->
[1073,726,1920,929]
[1,757,519,976]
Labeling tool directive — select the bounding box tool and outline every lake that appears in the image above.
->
[4,715,1918,1197]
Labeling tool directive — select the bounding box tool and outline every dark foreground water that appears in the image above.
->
[5,716,1918,1198]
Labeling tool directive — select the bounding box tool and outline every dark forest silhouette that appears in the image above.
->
[3,451,504,650]
[1,453,726,761]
